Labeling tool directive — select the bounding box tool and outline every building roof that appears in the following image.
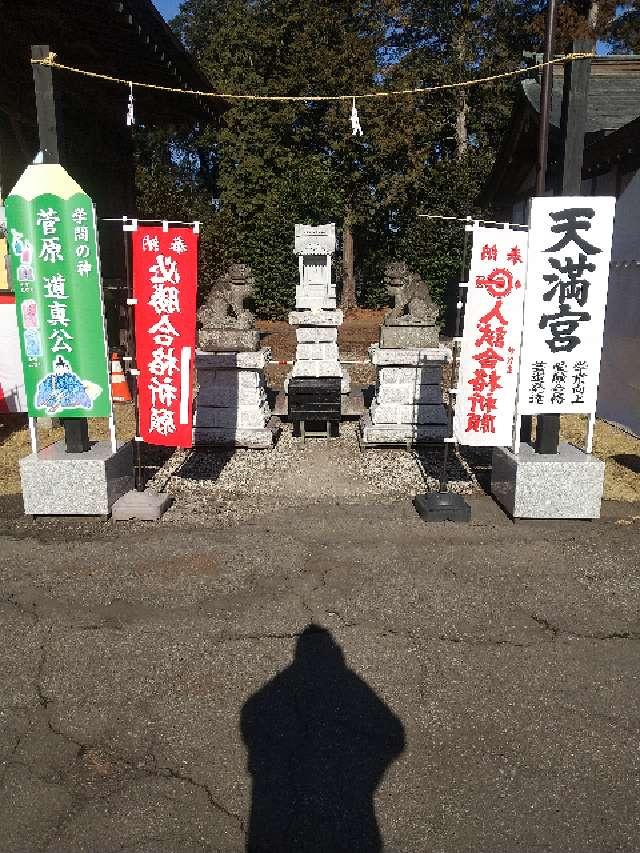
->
[522,56,640,137]
[2,0,223,130]
[483,55,640,211]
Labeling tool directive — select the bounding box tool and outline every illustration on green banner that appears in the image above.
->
[5,164,111,418]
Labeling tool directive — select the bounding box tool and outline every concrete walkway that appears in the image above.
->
[1,496,639,852]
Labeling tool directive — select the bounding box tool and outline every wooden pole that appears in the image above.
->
[528,0,560,454]
[31,44,90,453]
[560,38,593,194]
[535,0,557,196]
[31,45,60,165]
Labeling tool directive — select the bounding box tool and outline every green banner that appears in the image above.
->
[5,165,111,418]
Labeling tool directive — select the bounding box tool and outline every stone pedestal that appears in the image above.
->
[198,328,260,353]
[285,310,350,397]
[491,442,605,519]
[360,345,451,444]
[194,349,276,448]
[379,324,439,349]
[20,440,133,516]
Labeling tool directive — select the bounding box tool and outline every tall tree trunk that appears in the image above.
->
[454,10,469,160]
[341,205,357,310]
[455,89,469,159]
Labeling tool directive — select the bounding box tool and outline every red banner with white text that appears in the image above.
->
[132,226,198,447]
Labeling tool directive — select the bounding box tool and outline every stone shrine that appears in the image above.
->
[194,264,276,448]
[360,262,451,445]
[285,225,350,412]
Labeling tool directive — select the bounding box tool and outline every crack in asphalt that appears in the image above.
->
[531,614,640,641]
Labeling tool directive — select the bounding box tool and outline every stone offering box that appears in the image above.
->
[194,348,277,449]
[360,345,451,445]
[288,377,342,439]
[20,439,133,516]
[491,442,605,519]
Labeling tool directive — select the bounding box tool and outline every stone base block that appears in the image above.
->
[20,440,133,516]
[380,324,440,349]
[197,385,267,408]
[196,349,269,370]
[369,344,451,366]
[295,296,336,311]
[379,366,444,385]
[289,310,343,327]
[359,414,448,444]
[296,327,337,344]
[375,384,445,405]
[111,489,173,521]
[491,442,605,519]
[369,401,448,425]
[194,402,272,430]
[295,342,339,361]
[198,329,260,352]
[194,418,279,449]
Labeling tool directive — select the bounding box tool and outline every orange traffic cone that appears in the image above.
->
[110,352,132,403]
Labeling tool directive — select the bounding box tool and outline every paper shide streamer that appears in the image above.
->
[126,81,135,127]
[351,97,362,137]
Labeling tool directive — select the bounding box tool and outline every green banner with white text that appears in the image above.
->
[5,166,111,418]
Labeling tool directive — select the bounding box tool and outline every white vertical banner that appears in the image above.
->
[517,197,616,416]
[454,224,529,446]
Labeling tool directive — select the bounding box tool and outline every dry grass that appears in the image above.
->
[560,415,640,502]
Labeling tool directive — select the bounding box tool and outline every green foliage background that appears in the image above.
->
[133,0,639,316]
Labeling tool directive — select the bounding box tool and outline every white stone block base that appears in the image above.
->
[194,349,274,448]
[360,346,450,444]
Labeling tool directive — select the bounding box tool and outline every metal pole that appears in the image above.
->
[439,219,471,492]
[123,227,144,492]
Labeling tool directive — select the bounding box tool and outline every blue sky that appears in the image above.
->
[153,0,180,21]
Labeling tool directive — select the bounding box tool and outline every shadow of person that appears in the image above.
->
[241,625,405,853]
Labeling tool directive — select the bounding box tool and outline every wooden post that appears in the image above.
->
[560,38,593,194]
[535,39,592,455]
[530,0,560,454]
[31,44,90,453]
[341,205,357,310]
[31,45,60,164]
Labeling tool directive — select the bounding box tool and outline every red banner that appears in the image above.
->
[132,226,198,447]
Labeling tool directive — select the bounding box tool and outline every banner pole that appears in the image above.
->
[438,218,472,493]
[123,222,144,492]
[415,217,472,522]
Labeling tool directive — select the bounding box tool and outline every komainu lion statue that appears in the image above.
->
[384,261,439,325]
[198,263,256,331]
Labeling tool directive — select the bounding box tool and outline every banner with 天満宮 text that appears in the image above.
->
[517,197,616,416]
[5,164,111,418]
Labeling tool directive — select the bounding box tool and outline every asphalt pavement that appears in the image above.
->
[1,495,639,852]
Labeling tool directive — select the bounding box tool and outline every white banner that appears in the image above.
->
[517,197,616,416]
[454,224,529,446]
[0,295,27,412]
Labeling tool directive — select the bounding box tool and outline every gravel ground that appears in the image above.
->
[149,422,477,526]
